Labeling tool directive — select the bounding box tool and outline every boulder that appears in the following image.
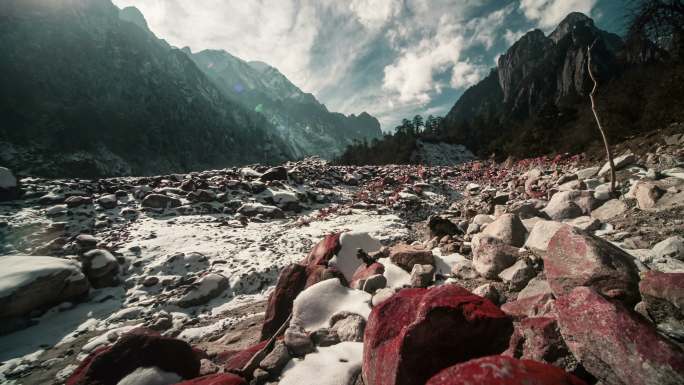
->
[523,220,564,254]
[426,356,587,385]
[259,340,291,375]
[544,225,641,306]
[388,244,434,272]
[517,277,552,300]
[639,271,684,310]
[351,263,386,289]
[501,293,557,320]
[236,203,284,219]
[362,274,387,294]
[75,234,99,252]
[505,317,578,373]
[481,213,527,248]
[65,195,93,208]
[427,215,460,238]
[0,255,90,320]
[173,273,229,308]
[556,287,684,385]
[598,153,636,177]
[188,189,217,203]
[66,329,201,385]
[141,194,181,209]
[652,236,684,261]
[284,324,315,357]
[498,258,536,291]
[590,199,627,221]
[96,194,118,209]
[409,264,434,288]
[81,249,119,288]
[472,283,500,304]
[542,191,597,220]
[566,216,601,232]
[633,181,665,209]
[330,312,366,343]
[362,285,513,385]
[261,264,308,341]
[260,166,288,182]
[472,235,519,279]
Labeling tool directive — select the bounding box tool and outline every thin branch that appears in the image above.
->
[587,40,617,194]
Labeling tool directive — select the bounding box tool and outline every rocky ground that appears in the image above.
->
[0,130,683,385]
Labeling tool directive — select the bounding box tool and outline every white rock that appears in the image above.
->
[279,342,363,385]
[598,153,636,176]
[591,199,627,221]
[292,278,371,332]
[524,220,564,254]
[652,236,684,261]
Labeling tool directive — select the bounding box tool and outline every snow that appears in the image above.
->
[433,251,468,276]
[116,367,182,385]
[0,167,17,188]
[329,231,382,282]
[378,258,411,289]
[0,255,84,298]
[292,278,371,332]
[279,342,363,385]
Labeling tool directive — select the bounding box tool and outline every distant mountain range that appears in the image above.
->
[0,0,381,177]
[439,12,673,157]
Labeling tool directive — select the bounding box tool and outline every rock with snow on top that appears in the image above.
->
[173,273,229,308]
[81,249,119,288]
[0,255,90,320]
[279,342,363,385]
[329,232,382,282]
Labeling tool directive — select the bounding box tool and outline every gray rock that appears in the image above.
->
[141,193,181,209]
[259,341,291,375]
[472,235,519,279]
[284,324,315,357]
[81,249,119,288]
[517,277,552,300]
[311,328,340,347]
[409,264,434,288]
[498,258,536,291]
[576,166,599,180]
[451,259,479,280]
[96,194,118,209]
[598,153,637,176]
[524,220,564,254]
[566,216,602,232]
[543,190,598,220]
[591,199,627,221]
[75,234,99,252]
[480,213,527,248]
[330,312,366,342]
[174,273,229,308]
[472,283,500,304]
[237,203,285,219]
[652,236,684,261]
[362,274,387,294]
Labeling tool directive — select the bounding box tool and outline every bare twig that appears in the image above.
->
[232,313,293,380]
[587,40,617,193]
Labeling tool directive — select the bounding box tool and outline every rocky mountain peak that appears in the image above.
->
[118,6,149,32]
[549,12,595,43]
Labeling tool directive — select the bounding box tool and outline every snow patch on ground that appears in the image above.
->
[378,258,411,289]
[279,342,363,385]
[329,232,382,282]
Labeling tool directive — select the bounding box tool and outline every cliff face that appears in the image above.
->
[441,12,627,156]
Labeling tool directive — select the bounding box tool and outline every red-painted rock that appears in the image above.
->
[174,373,247,385]
[350,262,385,289]
[221,340,269,372]
[388,244,434,272]
[362,285,512,385]
[504,317,577,373]
[66,329,200,385]
[500,293,556,320]
[639,271,684,309]
[426,355,587,385]
[556,287,684,385]
[303,233,341,266]
[544,225,640,306]
[260,264,308,340]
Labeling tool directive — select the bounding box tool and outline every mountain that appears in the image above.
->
[187,49,382,159]
[439,12,682,157]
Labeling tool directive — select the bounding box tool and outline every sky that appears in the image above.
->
[111,0,629,131]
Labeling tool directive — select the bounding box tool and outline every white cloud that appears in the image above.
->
[503,29,527,46]
[519,0,597,29]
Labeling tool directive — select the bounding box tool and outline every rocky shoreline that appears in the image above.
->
[0,132,683,385]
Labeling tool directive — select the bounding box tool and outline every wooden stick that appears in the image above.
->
[232,313,293,380]
[587,39,617,194]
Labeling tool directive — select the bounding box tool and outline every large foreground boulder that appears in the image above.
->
[0,255,90,320]
[67,329,201,385]
[362,285,513,385]
[556,287,684,385]
[544,225,641,306]
[426,355,586,385]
